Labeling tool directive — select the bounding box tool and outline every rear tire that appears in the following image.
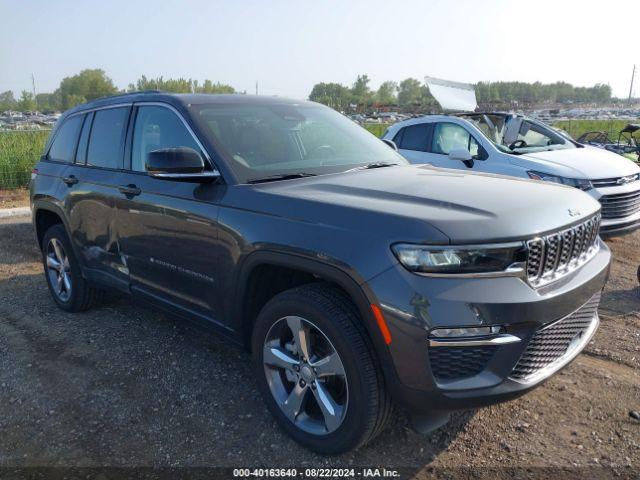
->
[41,224,102,312]
[251,283,392,454]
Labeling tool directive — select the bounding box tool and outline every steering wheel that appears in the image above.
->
[508,139,528,150]
[308,145,336,159]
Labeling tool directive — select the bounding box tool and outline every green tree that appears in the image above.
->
[398,78,428,106]
[129,75,235,94]
[0,90,17,111]
[18,91,37,111]
[351,74,372,108]
[474,81,613,104]
[376,81,398,105]
[308,82,352,110]
[35,92,61,112]
[198,79,235,94]
[56,69,118,109]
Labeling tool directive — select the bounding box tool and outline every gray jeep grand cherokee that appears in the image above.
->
[30,93,610,453]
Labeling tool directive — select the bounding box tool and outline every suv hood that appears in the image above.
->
[236,165,600,244]
[513,145,640,179]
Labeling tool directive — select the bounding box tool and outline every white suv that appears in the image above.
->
[383,113,640,236]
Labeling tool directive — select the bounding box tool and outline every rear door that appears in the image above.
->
[115,103,225,327]
[64,105,132,291]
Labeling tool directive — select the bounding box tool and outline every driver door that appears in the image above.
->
[115,104,226,326]
[426,122,487,171]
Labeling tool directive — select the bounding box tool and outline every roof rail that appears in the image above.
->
[92,90,165,102]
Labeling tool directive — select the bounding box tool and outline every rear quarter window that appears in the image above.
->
[48,115,83,163]
[87,107,129,169]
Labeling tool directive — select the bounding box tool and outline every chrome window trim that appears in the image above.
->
[149,171,220,180]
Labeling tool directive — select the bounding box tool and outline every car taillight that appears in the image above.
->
[31,168,39,180]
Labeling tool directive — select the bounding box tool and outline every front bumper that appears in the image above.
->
[591,183,640,237]
[364,241,611,414]
[599,210,640,237]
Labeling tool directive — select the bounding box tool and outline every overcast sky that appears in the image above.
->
[1,0,639,100]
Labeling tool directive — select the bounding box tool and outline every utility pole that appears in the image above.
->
[628,64,635,104]
[255,80,258,95]
[31,73,37,109]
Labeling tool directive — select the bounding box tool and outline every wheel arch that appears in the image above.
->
[32,201,84,271]
[234,250,397,382]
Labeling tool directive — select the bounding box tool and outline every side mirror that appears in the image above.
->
[147,147,219,182]
[381,139,398,151]
[448,148,473,162]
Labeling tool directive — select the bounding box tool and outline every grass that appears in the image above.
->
[0,130,50,189]
[362,123,389,138]
[553,119,639,142]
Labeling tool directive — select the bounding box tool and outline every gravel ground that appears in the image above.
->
[0,189,29,209]
[0,215,638,478]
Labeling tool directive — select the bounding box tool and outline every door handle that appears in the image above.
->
[118,184,141,196]
[62,175,78,186]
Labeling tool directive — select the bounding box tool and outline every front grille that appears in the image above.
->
[526,214,601,287]
[510,292,600,381]
[429,346,497,381]
[592,174,639,188]
[599,190,640,219]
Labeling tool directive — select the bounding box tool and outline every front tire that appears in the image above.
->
[41,224,102,312]
[251,283,391,454]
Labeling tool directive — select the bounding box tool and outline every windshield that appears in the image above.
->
[191,101,406,183]
[464,114,575,154]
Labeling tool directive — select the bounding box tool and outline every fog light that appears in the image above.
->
[430,326,504,338]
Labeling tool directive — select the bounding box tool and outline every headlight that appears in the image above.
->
[527,171,592,191]
[392,243,526,275]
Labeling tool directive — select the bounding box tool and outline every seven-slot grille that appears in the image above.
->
[599,190,640,219]
[526,214,601,287]
[510,292,600,381]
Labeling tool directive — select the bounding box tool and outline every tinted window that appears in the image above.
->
[48,115,83,163]
[75,113,93,164]
[191,103,405,183]
[131,106,201,172]
[87,107,128,168]
[396,123,430,151]
[432,122,481,158]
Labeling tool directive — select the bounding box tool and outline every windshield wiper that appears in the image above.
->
[247,172,318,184]
[347,162,399,172]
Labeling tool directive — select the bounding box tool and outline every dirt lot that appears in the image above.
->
[0,188,29,209]
[0,215,638,478]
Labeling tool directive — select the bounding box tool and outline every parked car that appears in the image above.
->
[31,93,610,453]
[383,113,640,236]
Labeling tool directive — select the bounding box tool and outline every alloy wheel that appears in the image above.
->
[46,238,72,302]
[263,316,348,435]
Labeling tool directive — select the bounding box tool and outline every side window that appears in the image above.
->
[432,122,483,159]
[87,107,128,169]
[48,115,83,163]
[395,123,430,151]
[75,112,93,164]
[131,106,201,172]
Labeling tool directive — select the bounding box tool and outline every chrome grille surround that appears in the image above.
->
[592,174,639,188]
[510,292,600,383]
[526,214,601,288]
